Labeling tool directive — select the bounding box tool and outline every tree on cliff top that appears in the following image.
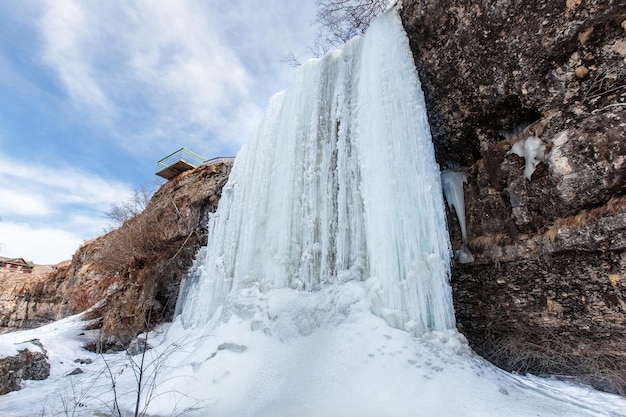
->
[284,0,387,66]
[314,0,387,53]
[104,185,153,230]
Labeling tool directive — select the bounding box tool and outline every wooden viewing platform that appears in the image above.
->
[156,148,236,181]
[155,148,205,180]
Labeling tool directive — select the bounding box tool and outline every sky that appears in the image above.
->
[0,0,319,264]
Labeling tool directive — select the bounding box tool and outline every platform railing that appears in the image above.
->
[156,147,205,173]
[203,156,236,164]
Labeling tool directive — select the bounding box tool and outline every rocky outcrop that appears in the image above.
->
[0,264,64,332]
[0,339,50,395]
[402,0,626,393]
[0,161,232,349]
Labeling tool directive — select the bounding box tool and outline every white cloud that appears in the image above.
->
[40,0,112,114]
[0,153,133,211]
[0,189,53,217]
[36,0,319,155]
[0,150,133,263]
[0,221,83,264]
[38,0,256,153]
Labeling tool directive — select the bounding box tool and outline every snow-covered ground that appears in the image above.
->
[1,285,626,417]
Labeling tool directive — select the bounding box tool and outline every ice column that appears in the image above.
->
[441,167,474,263]
[178,10,455,334]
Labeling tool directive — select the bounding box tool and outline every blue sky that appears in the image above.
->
[0,0,318,264]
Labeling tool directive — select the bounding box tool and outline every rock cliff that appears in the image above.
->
[0,264,64,332]
[0,161,232,350]
[401,0,626,393]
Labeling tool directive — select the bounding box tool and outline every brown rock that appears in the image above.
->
[575,65,590,78]
[402,0,626,394]
[566,0,582,10]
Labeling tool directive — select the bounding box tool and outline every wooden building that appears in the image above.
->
[0,257,34,273]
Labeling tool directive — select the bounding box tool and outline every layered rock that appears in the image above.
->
[401,0,626,393]
[0,264,63,332]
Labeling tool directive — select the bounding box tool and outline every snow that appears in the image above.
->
[158,284,626,417]
[0,340,20,358]
[0,315,103,416]
[2,293,626,417]
[1,7,626,417]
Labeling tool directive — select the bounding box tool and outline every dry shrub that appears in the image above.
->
[543,195,626,243]
[481,332,626,395]
[68,288,92,313]
[94,215,170,273]
[87,200,204,349]
[67,161,232,350]
[469,233,509,251]
[544,225,559,243]
[95,274,117,295]
[604,195,626,214]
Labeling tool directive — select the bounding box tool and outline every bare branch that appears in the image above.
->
[280,52,304,67]
[283,0,387,64]
[313,0,387,54]
[105,185,154,230]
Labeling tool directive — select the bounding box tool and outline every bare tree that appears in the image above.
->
[99,327,202,417]
[105,185,153,230]
[312,0,387,55]
[282,0,387,66]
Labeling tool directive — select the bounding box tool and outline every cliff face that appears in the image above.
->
[401,0,626,393]
[0,265,63,331]
[0,161,232,349]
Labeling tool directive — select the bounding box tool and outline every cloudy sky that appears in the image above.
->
[0,0,319,264]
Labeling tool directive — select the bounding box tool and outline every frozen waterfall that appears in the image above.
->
[177,9,454,335]
[1,8,626,417]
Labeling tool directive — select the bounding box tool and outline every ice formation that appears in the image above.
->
[178,8,454,335]
[511,135,546,180]
[440,166,474,263]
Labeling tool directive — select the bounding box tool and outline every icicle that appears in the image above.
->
[440,166,474,263]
